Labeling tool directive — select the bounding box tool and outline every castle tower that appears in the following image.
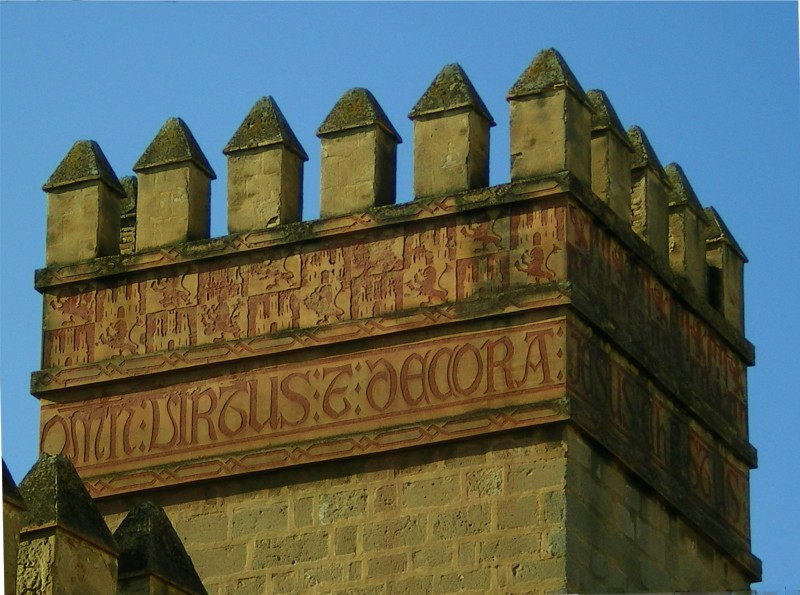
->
[28,48,759,592]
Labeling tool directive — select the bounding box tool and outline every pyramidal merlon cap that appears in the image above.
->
[114,502,207,594]
[18,453,116,552]
[627,126,667,175]
[704,207,748,262]
[42,140,125,196]
[507,48,586,100]
[665,163,706,217]
[409,63,495,125]
[133,117,217,179]
[317,88,402,142]
[224,96,308,160]
[586,90,630,143]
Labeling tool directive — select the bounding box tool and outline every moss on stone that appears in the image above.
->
[133,117,216,179]
[627,126,667,176]
[114,502,207,594]
[42,140,125,196]
[704,206,748,261]
[224,96,308,160]
[507,48,586,100]
[664,163,707,219]
[317,88,401,141]
[18,453,116,551]
[409,63,494,124]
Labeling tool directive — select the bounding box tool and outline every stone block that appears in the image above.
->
[319,489,367,525]
[496,494,538,530]
[230,502,287,538]
[224,96,307,233]
[334,526,357,555]
[466,467,503,498]
[409,63,494,198]
[252,531,329,569]
[433,569,491,593]
[318,88,400,217]
[363,515,426,552]
[432,505,490,539]
[402,476,459,508]
[366,552,407,578]
[293,497,314,528]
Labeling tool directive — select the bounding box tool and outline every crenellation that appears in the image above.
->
[224,97,308,233]
[704,206,747,332]
[628,125,671,260]
[317,88,402,217]
[133,118,216,251]
[409,63,494,198]
[507,48,593,189]
[43,140,124,266]
[586,89,634,224]
[665,162,710,297]
[27,49,758,593]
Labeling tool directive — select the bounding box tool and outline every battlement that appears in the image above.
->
[32,48,759,590]
[39,49,745,336]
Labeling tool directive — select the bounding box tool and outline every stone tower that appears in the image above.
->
[21,48,759,592]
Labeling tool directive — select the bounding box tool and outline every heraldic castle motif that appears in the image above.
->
[3,49,759,594]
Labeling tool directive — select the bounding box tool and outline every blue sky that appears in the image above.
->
[1,1,798,589]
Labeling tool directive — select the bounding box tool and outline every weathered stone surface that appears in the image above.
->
[44,141,123,265]
[409,63,494,122]
[507,48,586,100]
[628,126,670,259]
[508,51,592,187]
[226,142,304,232]
[119,175,138,254]
[17,528,117,595]
[4,460,26,595]
[114,502,206,594]
[224,96,308,159]
[704,207,747,332]
[18,453,115,551]
[317,88,401,140]
[318,88,401,217]
[43,140,124,196]
[665,163,709,295]
[587,90,633,222]
[134,118,216,179]
[410,64,493,198]
[135,162,211,249]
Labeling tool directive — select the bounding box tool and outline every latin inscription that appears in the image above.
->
[567,204,748,436]
[41,319,565,475]
[567,320,751,541]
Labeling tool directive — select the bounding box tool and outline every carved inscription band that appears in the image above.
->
[41,318,566,488]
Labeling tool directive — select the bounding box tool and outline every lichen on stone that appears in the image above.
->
[42,140,125,196]
[627,126,666,175]
[317,88,401,141]
[409,63,494,124]
[133,117,217,179]
[17,453,116,551]
[224,96,308,160]
[114,502,207,594]
[664,163,706,218]
[704,206,748,261]
[507,48,586,100]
